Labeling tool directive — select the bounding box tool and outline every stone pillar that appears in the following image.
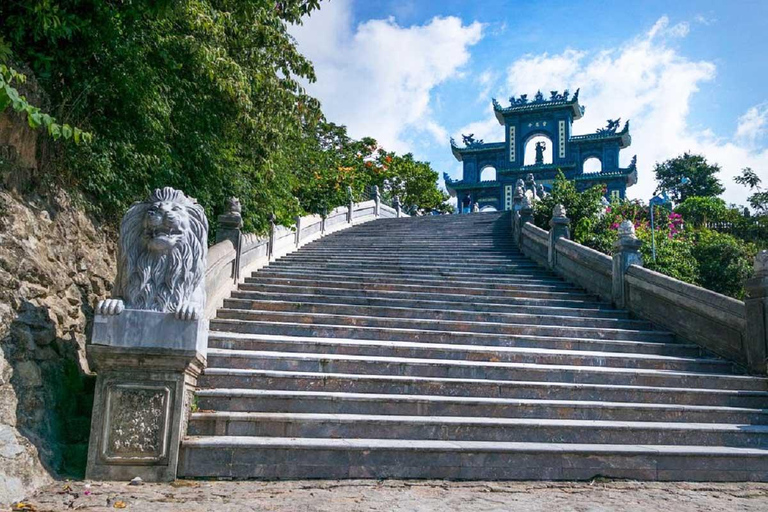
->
[268,213,276,261]
[216,197,243,282]
[394,196,402,218]
[347,185,354,224]
[371,185,381,217]
[516,196,534,249]
[511,181,524,232]
[85,187,209,482]
[744,251,768,374]
[612,220,643,309]
[86,314,206,481]
[295,215,302,248]
[548,204,570,270]
[320,208,327,235]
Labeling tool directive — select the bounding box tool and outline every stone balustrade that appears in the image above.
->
[512,207,768,374]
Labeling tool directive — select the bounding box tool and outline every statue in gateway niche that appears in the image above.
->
[96,187,209,321]
[534,141,547,165]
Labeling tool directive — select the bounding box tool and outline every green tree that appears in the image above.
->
[376,151,452,214]
[735,167,768,214]
[1,0,322,233]
[533,171,605,243]
[653,152,725,201]
[674,196,731,228]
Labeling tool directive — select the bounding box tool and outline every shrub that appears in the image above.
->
[691,230,756,299]
[534,171,604,242]
[675,196,731,228]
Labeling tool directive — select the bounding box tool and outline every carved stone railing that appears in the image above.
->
[512,206,768,374]
[204,197,405,319]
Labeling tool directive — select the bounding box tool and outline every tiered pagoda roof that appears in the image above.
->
[492,89,584,124]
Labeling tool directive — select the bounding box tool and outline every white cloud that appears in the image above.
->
[461,15,767,205]
[736,104,768,148]
[290,0,483,153]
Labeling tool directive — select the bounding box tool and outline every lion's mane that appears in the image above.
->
[113,187,208,313]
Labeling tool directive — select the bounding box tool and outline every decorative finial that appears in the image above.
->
[755,251,768,277]
[521,194,534,210]
[553,204,567,218]
[618,220,637,239]
[226,196,242,215]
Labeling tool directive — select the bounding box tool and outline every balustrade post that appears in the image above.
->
[295,215,302,248]
[516,196,534,249]
[612,220,643,309]
[371,185,381,217]
[268,213,276,261]
[321,208,327,235]
[548,204,570,270]
[216,197,243,282]
[394,196,402,218]
[347,185,354,224]
[744,251,768,374]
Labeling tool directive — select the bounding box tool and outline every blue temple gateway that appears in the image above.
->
[444,89,637,213]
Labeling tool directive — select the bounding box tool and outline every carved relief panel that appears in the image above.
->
[101,382,173,464]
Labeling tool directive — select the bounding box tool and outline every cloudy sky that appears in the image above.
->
[291,0,768,205]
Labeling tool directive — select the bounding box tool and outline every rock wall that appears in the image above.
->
[0,72,116,503]
[0,188,116,504]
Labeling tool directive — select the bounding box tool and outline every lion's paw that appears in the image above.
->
[96,299,125,315]
[176,303,201,321]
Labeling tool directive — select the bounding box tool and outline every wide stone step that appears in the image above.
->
[214,309,673,343]
[205,349,765,390]
[209,318,677,352]
[231,285,612,310]
[273,256,538,268]
[177,436,768,481]
[228,290,630,320]
[261,265,559,283]
[266,261,549,276]
[245,273,573,292]
[207,334,717,371]
[199,369,768,408]
[195,388,768,424]
[209,329,699,358]
[258,268,563,286]
[279,250,527,261]
[238,280,597,301]
[221,298,653,331]
[186,412,768,447]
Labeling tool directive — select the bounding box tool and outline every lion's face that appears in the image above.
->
[115,187,209,313]
[143,200,192,253]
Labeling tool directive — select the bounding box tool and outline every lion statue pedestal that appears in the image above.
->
[85,188,209,482]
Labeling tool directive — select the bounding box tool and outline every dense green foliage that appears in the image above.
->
[691,229,756,299]
[0,62,90,143]
[674,196,730,227]
[653,152,725,201]
[283,120,450,216]
[535,161,760,299]
[533,171,605,243]
[1,0,449,234]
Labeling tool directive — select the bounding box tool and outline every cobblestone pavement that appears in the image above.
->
[17,480,768,511]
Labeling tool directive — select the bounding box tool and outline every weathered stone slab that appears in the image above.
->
[92,310,208,355]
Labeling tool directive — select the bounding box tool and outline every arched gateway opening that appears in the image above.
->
[524,135,553,165]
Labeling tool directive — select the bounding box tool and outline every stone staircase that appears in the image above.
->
[178,212,768,481]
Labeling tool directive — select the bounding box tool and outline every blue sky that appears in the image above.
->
[292,0,768,205]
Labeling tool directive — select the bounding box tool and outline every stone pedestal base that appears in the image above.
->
[85,312,206,481]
